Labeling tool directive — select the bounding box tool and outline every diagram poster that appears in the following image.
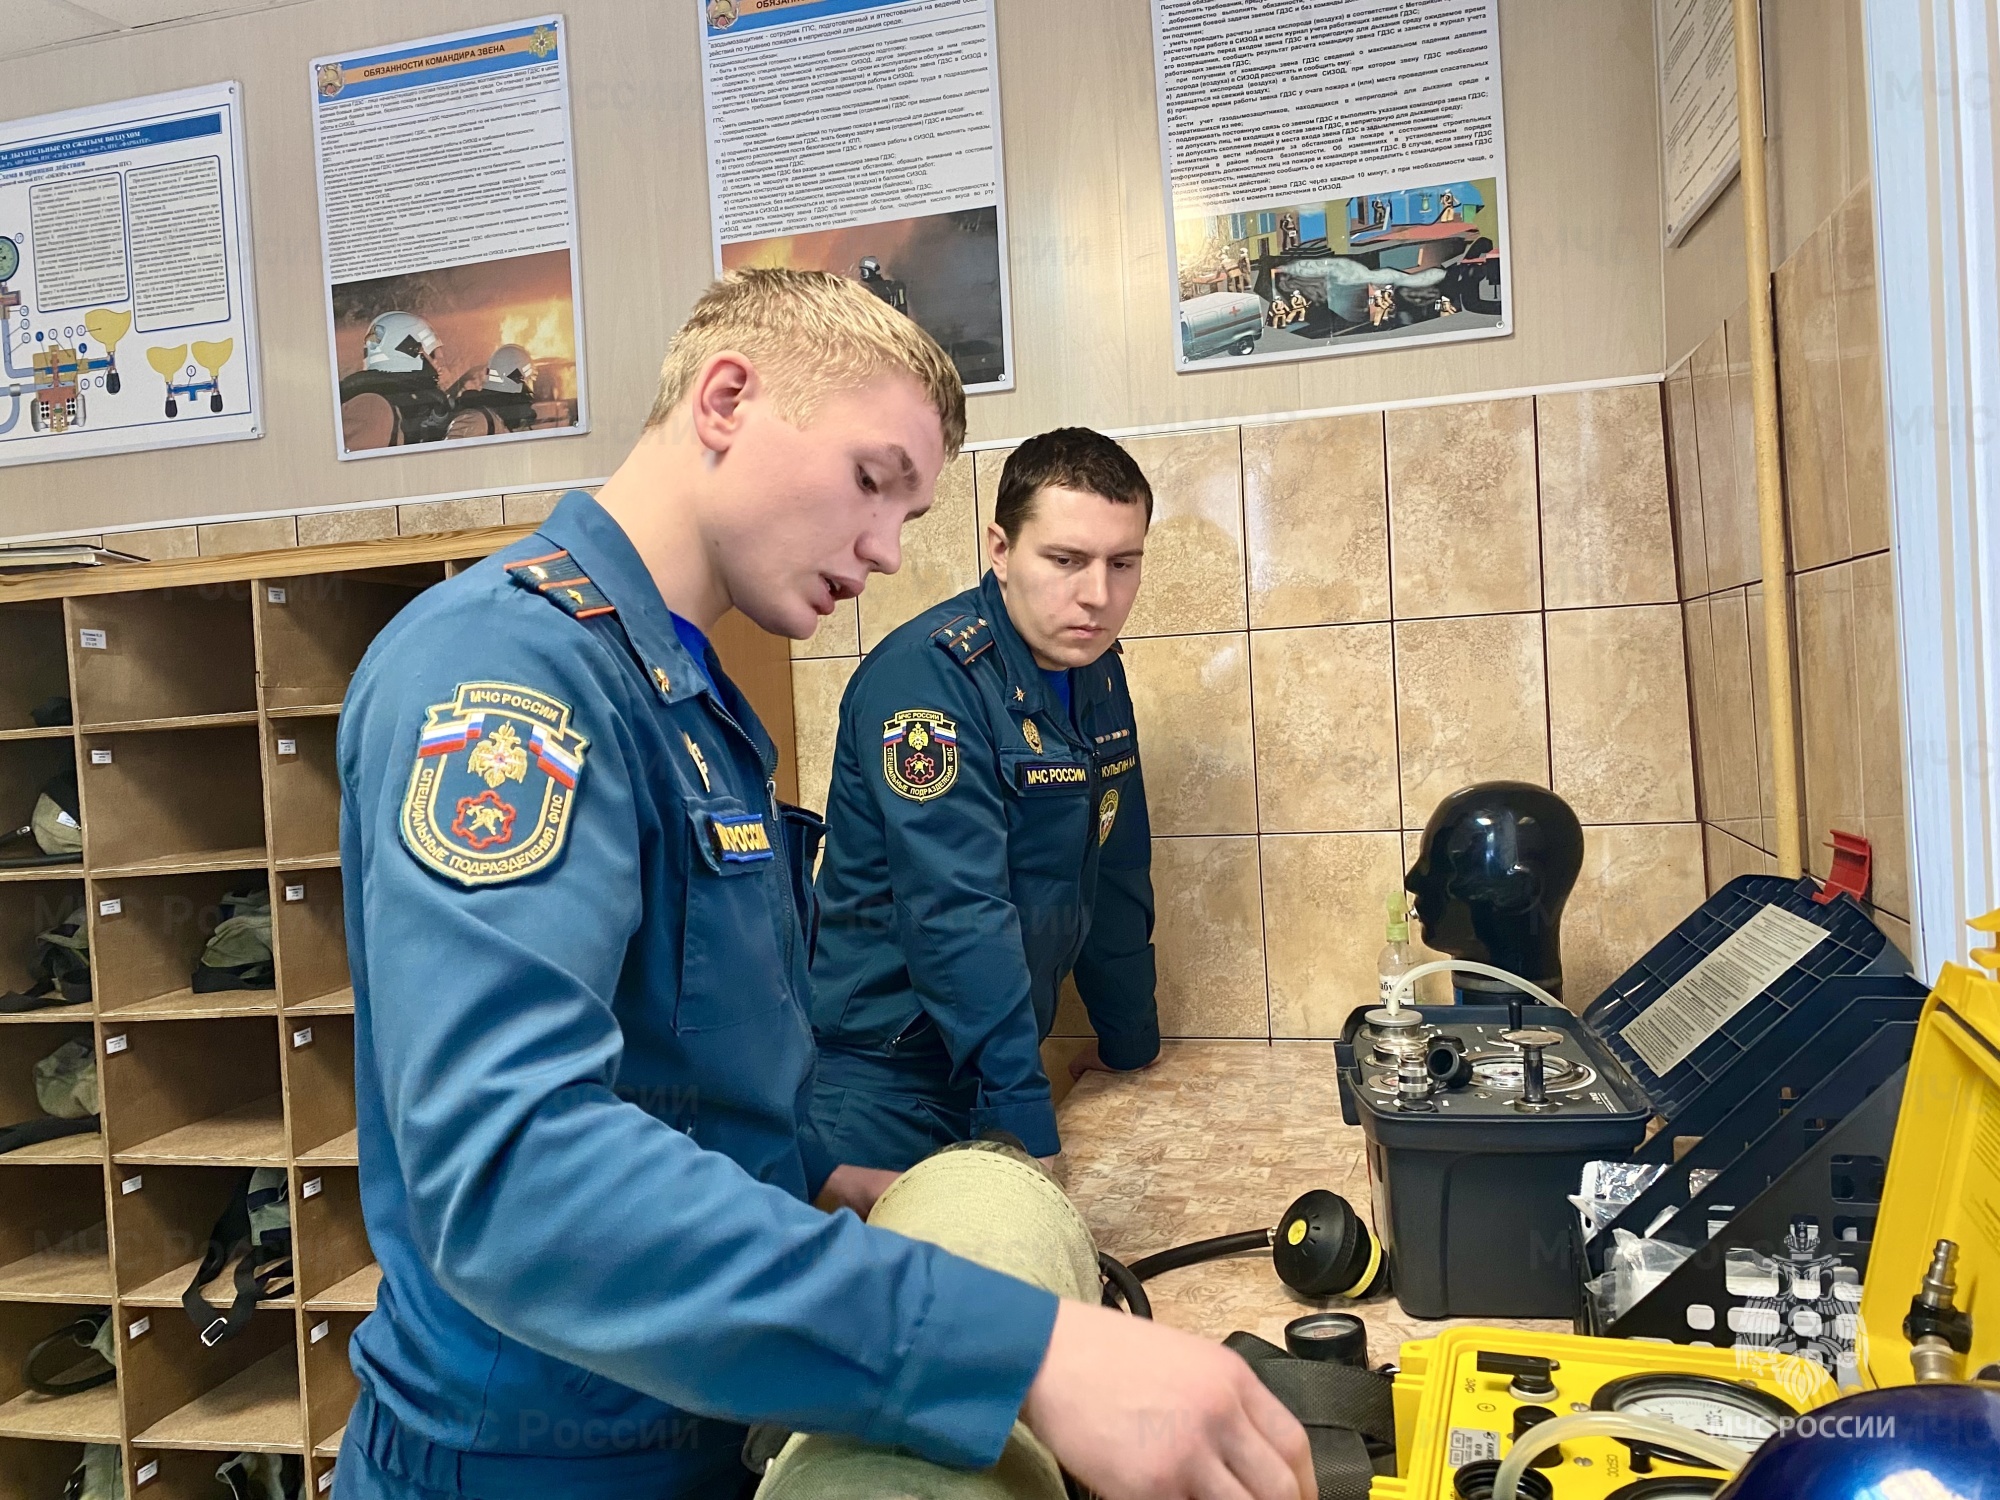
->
[310,17,588,460]
[1657,0,1740,246]
[0,82,261,470]
[701,0,1015,394]
[1151,0,1511,373]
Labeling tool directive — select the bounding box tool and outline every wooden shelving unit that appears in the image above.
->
[0,525,800,1497]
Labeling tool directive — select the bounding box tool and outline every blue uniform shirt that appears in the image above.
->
[808,572,1160,1165]
[336,492,1056,1498]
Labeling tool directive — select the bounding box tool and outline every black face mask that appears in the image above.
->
[1405,781,1584,1001]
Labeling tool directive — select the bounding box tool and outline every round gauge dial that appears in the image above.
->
[1593,1373,1797,1454]
[0,237,20,282]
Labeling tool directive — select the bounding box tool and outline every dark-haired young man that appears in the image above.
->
[809,427,1160,1173]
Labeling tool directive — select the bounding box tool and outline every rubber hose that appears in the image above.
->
[1097,1252,1152,1318]
[1127,1229,1272,1281]
[1489,1414,1745,1500]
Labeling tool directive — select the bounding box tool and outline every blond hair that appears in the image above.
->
[646,268,965,457]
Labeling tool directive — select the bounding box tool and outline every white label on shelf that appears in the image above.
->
[121,1174,143,1195]
[293,1026,314,1049]
[104,1033,128,1055]
[311,1319,330,1344]
[89,748,113,765]
[78,628,107,650]
[277,737,298,756]
[285,883,307,902]
[318,1469,335,1493]
[98,897,122,917]
[267,586,289,604]
[128,1315,150,1341]
[302,1176,323,1199]
[136,1460,159,1487]
[1621,904,1830,1075]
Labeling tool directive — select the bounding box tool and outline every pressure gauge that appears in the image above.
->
[0,237,20,282]
[1592,1373,1797,1454]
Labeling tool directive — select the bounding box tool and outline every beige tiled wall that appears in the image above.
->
[1663,180,1912,958]
[795,386,1708,1041]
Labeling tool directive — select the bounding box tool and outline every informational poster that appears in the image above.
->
[310,17,588,459]
[1657,0,1742,246]
[700,0,1015,394]
[1151,0,1511,373]
[0,82,261,469]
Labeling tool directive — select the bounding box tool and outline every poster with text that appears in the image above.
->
[701,0,1015,394]
[311,17,588,459]
[1657,0,1740,246]
[1152,0,1511,373]
[0,82,262,469]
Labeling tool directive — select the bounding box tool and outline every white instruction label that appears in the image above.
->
[285,883,307,903]
[90,748,113,765]
[121,1174,143,1195]
[104,1033,128,1055]
[1622,904,1829,1075]
[311,1319,330,1344]
[136,1460,158,1487]
[128,1316,150,1341]
[267,586,288,604]
[318,1469,335,1494]
[98,897,122,917]
[292,1026,314,1049]
[1448,1428,1501,1466]
[302,1176,322,1199]
[78,628,107,650]
[277,737,297,756]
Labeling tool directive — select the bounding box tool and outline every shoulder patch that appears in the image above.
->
[401,681,590,886]
[930,613,993,669]
[882,709,959,801]
[506,549,615,620]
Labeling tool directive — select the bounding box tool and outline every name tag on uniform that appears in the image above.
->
[1097,751,1138,779]
[1016,759,1089,794]
[708,811,774,864]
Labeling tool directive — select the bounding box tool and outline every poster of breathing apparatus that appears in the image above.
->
[0,82,263,469]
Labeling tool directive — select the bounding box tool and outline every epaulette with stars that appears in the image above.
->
[506,549,615,620]
[930,613,993,668]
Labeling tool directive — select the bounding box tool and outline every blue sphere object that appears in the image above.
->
[1717,1382,2000,1500]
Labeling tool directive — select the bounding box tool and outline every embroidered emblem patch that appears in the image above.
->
[401,681,589,886]
[1016,760,1089,792]
[709,811,774,863]
[1099,787,1121,845]
[1023,719,1043,754]
[882,709,959,802]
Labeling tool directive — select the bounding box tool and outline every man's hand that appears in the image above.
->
[1022,1301,1314,1500]
[1068,1041,1160,1081]
[814,1164,899,1219]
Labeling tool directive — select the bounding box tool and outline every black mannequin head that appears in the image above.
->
[1405,782,1585,1002]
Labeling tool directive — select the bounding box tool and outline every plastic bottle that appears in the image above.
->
[1377,892,1415,1007]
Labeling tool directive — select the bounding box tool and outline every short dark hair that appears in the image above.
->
[993,427,1153,541]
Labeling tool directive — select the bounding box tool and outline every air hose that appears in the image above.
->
[1485,1414,1745,1500]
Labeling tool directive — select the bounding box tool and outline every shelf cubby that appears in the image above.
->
[89,870,273,1021]
[255,569,440,714]
[282,1016,353,1163]
[265,719,338,867]
[292,1169,369,1310]
[100,1019,283,1167]
[0,1022,99,1167]
[109,1165,293,1316]
[0,1168,109,1304]
[0,878,85,1015]
[67,590,257,730]
[0,739,81,885]
[125,1308,299,1454]
[273,869,346,1011]
[79,728,265,876]
[0,1437,91,1500]
[0,602,72,735]
[301,1309,361,1463]
[0,1303,121,1445]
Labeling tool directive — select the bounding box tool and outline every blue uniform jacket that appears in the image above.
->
[809,572,1160,1160]
[337,492,1056,1498]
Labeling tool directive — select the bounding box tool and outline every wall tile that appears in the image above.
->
[1261,832,1406,1037]
[1851,553,1909,917]
[1399,830,1457,1003]
[198,517,297,555]
[1703,588,1764,836]
[1774,222,1850,571]
[1565,823,1706,1009]
[1547,605,1697,823]
[1795,565,1865,885]
[503,490,565,525]
[1690,326,1746,593]
[1243,413,1390,628]
[790,655,859,814]
[972,446,1013,536]
[792,598,860,659]
[114,527,199,561]
[1152,836,1268,1038]
[400,495,503,535]
[1535,385,1678,608]
[1248,624,1398,832]
[1835,183,1892,557]
[297,507,396,547]
[1386,398,1540,618]
[860,452,979,651]
[1682,598,1721,821]
[1123,633,1257,836]
[1723,303,1764,590]
[1394,612,1549,829]
[1745,578,1803,857]
[1664,361,1708,599]
[1874,911,1914,965]
[1704,823,1777,895]
[1120,428,1248,637]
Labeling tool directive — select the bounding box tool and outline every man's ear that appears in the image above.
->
[687,351,758,455]
[985,520,1012,582]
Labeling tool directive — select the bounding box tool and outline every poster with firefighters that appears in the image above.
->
[700,0,1015,394]
[310,16,588,458]
[1152,0,1512,372]
[0,82,262,469]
